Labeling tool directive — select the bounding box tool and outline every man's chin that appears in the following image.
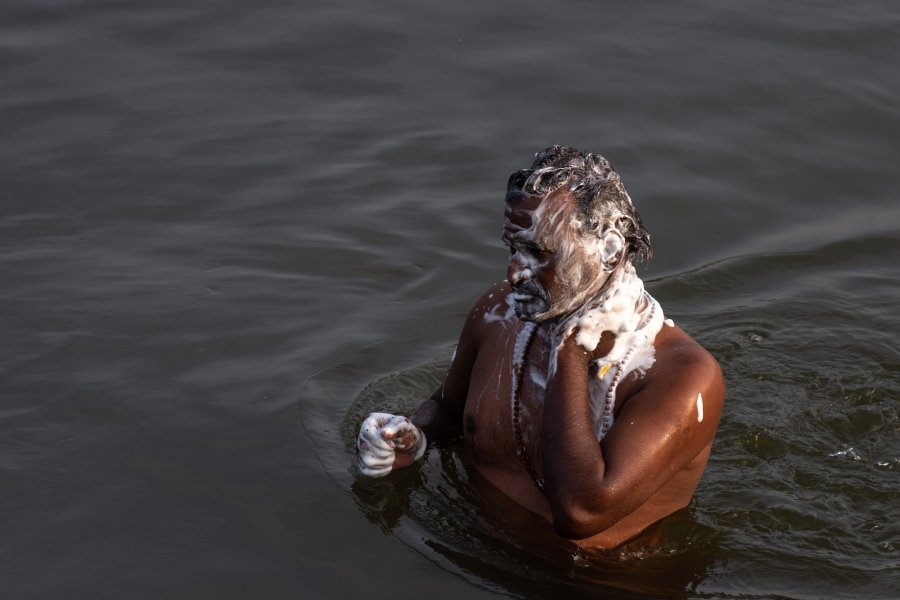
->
[515,298,586,324]
[514,299,552,323]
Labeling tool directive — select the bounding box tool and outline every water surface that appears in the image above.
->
[2,1,898,598]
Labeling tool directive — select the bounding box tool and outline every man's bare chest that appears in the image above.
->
[462,323,553,465]
[461,319,646,464]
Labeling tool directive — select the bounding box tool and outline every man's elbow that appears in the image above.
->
[549,494,619,540]
[552,514,598,540]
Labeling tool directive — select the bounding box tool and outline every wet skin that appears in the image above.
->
[391,190,725,548]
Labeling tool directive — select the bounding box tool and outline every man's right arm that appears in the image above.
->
[410,294,483,442]
[356,285,493,476]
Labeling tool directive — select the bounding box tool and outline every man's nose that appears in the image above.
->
[507,255,532,286]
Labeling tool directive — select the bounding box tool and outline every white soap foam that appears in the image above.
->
[549,263,666,441]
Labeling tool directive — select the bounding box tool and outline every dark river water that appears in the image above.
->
[2,1,898,598]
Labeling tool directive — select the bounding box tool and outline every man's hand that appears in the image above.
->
[356,412,427,477]
[552,285,615,358]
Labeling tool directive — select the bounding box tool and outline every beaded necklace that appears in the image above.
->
[511,321,543,492]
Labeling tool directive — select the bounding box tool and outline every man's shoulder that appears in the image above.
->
[646,325,725,404]
[616,325,724,438]
[451,281,519,359]
[654,323,719,366]
[464,281,518,328]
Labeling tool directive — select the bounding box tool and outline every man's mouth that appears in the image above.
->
[512,282,545,302]
[511,284,550,321]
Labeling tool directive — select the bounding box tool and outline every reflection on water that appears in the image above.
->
[344,365,719,599]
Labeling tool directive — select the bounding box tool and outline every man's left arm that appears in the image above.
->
[540,335,724,539]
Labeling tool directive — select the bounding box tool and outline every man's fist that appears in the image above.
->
[356,412,427,477]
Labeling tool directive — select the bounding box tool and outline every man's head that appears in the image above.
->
[502,145,651,322]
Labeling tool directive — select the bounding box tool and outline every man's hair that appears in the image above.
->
[505,145,652,263]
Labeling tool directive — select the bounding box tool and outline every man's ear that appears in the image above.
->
[598,228,625,271]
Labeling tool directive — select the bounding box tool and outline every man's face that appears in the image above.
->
[501,188,610,322]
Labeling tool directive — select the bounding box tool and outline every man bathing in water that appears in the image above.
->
[356,146,725,548]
